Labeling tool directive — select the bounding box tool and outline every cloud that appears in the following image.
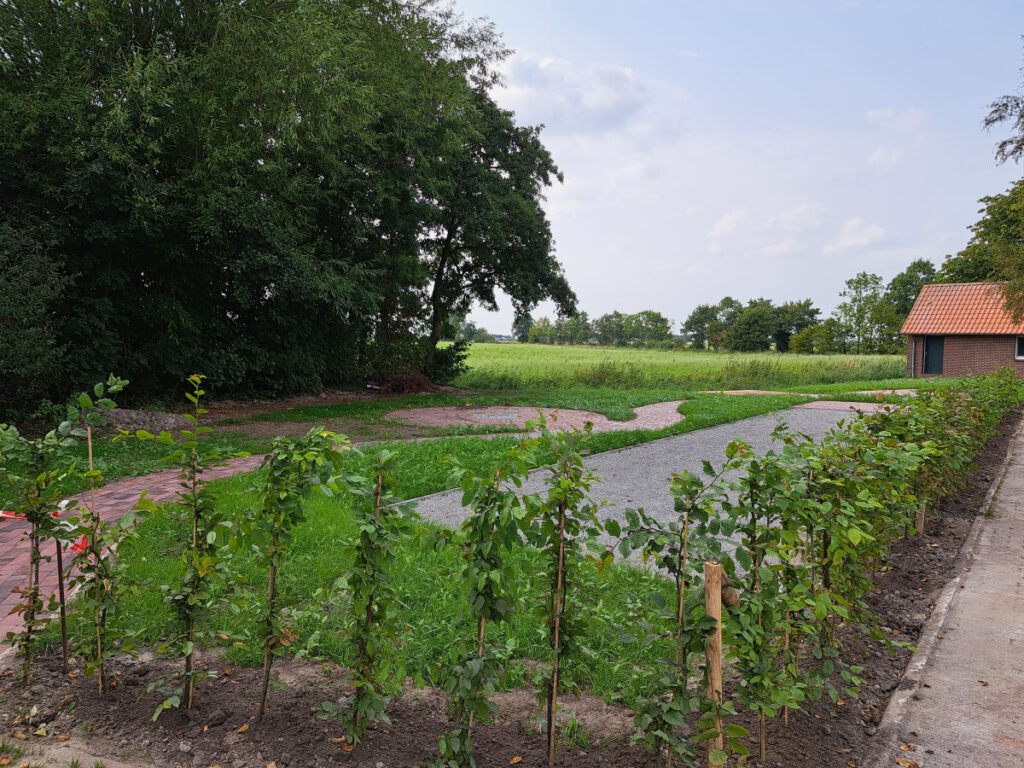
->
[707,208,747,253]
[761,239,802,257]
[865,108,928,134]
[500,53,652,135]
[823,217,888,255]
[867,146,904,171]
[766,202,822,233]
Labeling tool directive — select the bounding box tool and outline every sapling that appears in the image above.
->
[317,449,416,746]
[0,376,125,684]
[437,437,539,768]
[530,425,602,768]
[618,459,747,768]
[129,374,240,714]
[247,427,349,720]
[66,375,129,692]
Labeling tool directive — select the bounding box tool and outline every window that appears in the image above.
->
[1017,337,1024,360]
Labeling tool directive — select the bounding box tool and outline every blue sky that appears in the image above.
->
[457,0,1024,333]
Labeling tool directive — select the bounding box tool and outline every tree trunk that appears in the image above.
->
[424,226,458,369]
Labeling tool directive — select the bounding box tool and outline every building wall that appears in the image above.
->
[906,334,1024,377]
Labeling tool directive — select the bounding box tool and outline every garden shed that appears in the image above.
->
[902,282,1024,377]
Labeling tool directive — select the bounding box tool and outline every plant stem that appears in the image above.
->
[258,532,280,721]
[759,711,767,762]
[22,526,37,686]
[87,426,105,694]
[185,483,198,709]
[546,502,567,768]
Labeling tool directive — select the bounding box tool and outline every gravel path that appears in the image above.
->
[413,406,853,530]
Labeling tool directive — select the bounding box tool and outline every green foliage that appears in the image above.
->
[0,376,126,684]
[0,230,69,418]
[0,0,570,413]
[425,340,472,385]
[243,428,350,720]
[438,437,540,767]
[67,375,134,694]
[937,178,1024,319]
[127,375,244,715]
[527,425,605,768]
[885,259,936,317]
[529,310,672,346]
[326,450,417,746]
[619,464,749,766]
[691,369,1022,762]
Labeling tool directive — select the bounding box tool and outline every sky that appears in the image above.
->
[455,0,1024,334]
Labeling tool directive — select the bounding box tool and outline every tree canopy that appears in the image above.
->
[0,0,573,415]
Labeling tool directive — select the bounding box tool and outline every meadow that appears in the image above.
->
[454,343,906,390]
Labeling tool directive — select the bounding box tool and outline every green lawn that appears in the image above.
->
[72,460,677,708]
[51,392,813,706]
[455,343,905,390]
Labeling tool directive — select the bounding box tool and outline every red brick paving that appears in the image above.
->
[0,454,265,638]
[388,400,685,433]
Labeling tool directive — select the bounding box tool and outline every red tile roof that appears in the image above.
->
[901,283,1024,335]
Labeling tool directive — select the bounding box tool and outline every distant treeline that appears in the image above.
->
[522,258,937,354]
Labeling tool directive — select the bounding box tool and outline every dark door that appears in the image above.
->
[924,336,944,374]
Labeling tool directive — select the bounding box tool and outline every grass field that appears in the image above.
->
[455,343,905,390]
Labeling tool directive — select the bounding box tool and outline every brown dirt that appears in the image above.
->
[0,655,659,768]
[1,409,1017,768]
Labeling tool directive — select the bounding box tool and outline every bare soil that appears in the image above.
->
[0,409,1017,768]
[0,656,657,768]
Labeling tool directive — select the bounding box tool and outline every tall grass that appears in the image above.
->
[455,344,905,390]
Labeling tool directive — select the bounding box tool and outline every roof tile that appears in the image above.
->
[901,283,1024,336]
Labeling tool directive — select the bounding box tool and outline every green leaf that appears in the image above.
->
[709,749,729,766]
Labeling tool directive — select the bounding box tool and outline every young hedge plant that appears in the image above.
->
[437,436,540,768]
[317,449,417,748]
[245,427,350,721]
[529,425,604,768]
[128,374,244,717]
[0,375,126,685]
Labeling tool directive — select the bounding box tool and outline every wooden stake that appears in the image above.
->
[915,504,926,536]
[54,541,68,674]
[704,561,724,762]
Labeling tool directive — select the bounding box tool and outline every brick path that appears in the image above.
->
[0,400,688,638]
[387,400,685,432]
[0,455,264,638]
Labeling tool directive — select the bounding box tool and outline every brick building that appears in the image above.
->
[902,283,1024,377]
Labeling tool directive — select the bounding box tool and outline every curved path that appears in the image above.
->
[387,400,686,432]
[0,400,873,637]
[413,404,864,532]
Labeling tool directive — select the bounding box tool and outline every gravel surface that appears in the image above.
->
[413,407,849,531]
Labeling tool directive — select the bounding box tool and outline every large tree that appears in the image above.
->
[681,304,719,349]
[885,259,936,317]
[0,0,573,412]
[773,299,820,352]
[420,89,575,366]
[936,179,1024,317]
